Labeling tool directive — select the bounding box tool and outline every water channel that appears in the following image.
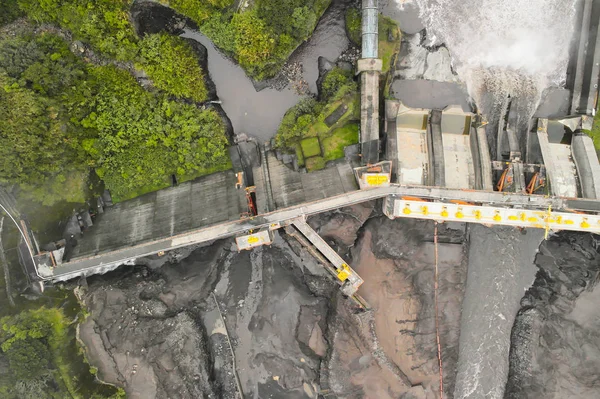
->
[180,0,354,142]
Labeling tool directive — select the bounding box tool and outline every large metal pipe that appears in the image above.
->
[361,0,378,59]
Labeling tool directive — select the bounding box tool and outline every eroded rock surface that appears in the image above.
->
[505,232,600,399]
[78,234,338,399]
[78,204,473,398]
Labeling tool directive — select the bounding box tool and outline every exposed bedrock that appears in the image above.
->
[505,232,600,399]
[78,203,473,398]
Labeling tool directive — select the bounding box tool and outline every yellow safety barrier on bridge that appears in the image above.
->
[390,200,600,235]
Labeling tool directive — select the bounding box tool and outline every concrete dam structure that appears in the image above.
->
[13,0,600,285]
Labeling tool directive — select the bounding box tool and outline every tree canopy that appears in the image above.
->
[0,32,229,204]
[170,0,331,80]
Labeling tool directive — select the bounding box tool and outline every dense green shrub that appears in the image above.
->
[345,7,361,46]
[0,0,24,26]
[170,0,331,80]
[138,33,208,102]
[17,0,137,60]
[0,73,86,205]
[321,67,353,100]
[276,68,356,150]
[167,0,234,24]
[0,307,124,399]
[0,32,229,204]
[275,98,321,149]
[73,65,229,200]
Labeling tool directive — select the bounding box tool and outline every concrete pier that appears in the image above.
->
[569,0,600,116]
[536,119,579,198]
[572,133,600,198]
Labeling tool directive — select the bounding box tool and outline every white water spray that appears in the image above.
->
[407,0,578,116]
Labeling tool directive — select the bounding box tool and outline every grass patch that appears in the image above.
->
[583,109,600,156]
[300,137,322,158]
[305,156,326,171]
[345,7,362,46]
[379,15,401,75]
[322,123,359,161]
[275,69,361,171]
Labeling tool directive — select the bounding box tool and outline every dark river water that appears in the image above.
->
[180,0,354,142]
[180,29,301,142]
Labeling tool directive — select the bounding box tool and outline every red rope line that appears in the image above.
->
[434,222,444,399]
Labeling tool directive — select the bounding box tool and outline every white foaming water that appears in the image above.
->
[410,0,578,115]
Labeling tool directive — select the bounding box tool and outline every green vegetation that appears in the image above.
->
[322,123,359,160]
[345,7,361,46]
[138,33,209,102]
[306,156,326,171]
[379,15,401,75]
[300,137,322,158]
[0,31,229,205]
[76,65,229,202]
[168,0,331,80]
[0,0,24,25]
[0,306,123,398]
[16,0,211,102]
[584,109,600,155]
[275,67,359,171]
[18,0,138,61]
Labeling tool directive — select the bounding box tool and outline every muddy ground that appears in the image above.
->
[77,203,470,398]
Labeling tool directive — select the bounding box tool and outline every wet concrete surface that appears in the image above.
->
[533,87,572,119]
[380,0,424,34]
[392,80,472,111]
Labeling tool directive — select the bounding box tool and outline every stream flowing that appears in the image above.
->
[180,30,301,142]
[411,0,578,118]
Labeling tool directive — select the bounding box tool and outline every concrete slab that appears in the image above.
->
[267,152,358,209]
[360,71,380,160]
[571,134,600,199]
[391,102,430,185]
[63,170,247,263]
[538,130,579,198]
[397,131,428,185]
[442,133,475,189]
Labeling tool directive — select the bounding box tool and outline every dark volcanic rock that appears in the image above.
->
[505,232,600,399]
[78,235,337,398]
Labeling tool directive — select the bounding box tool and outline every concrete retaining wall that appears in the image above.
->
[572,133,600,199]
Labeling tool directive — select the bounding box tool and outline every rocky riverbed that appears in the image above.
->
[505,232,600,399]
[77,204,472,398]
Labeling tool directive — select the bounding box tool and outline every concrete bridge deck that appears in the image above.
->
[36,178,600,282]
